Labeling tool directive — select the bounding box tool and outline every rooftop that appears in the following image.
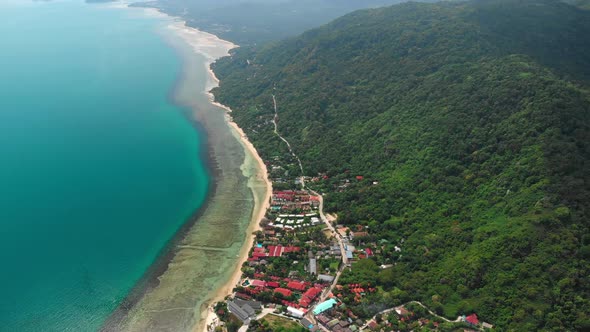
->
[313,299,337,315]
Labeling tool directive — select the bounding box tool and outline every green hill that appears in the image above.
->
[212,0,590,330]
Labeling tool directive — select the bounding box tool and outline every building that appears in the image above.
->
[309,258,317,275]
[482,322,494,329]
[287,281,307,291]
[395,306,410,317]
[345,250,354,260]
[250,279,267,288]
[466,313,479,326]
[267,245,301,257]
[300,317,320,331]
[287,306,305,319]
[318,274,335,283]
[274,288,293,297]
[233,299,262,311]
[352,231,368,238]
[313,299,337,315]
[300,287,322,308]
[337,227,350,239]
[228,300,256,324]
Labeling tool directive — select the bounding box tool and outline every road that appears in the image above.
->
[359,301,470,331]
[271,94,305,189]
[310,191,348,266]
[271,92,349,325]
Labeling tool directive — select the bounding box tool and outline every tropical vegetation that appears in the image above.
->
[212,0,590,330]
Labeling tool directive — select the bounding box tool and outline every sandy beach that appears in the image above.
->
[104,6,272,332]
[186,25,273,332]
[195,114,272,332]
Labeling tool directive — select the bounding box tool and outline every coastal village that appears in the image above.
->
[205,154,495,332]
[200,92,497,332]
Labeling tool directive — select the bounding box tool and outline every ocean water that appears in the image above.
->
[0,1,209,330]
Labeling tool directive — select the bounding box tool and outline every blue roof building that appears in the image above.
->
[313,299,337,315]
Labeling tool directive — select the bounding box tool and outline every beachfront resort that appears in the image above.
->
[205,158,494,332]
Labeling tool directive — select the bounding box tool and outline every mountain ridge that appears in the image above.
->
[212,0,590,330]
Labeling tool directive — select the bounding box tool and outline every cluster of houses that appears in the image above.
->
[268,213,322,230]
[234,275,328,311]
[217,169,496,331]
[219,184,349,329]
[311,299,361,332]
[270,190,320,212]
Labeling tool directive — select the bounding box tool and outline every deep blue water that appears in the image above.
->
[0,1,208,330]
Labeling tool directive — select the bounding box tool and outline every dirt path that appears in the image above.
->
[271,94,305,188]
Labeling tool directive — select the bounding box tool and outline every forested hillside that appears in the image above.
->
[212,0,590,330]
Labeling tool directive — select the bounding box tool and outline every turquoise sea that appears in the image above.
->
[0,1,209,330]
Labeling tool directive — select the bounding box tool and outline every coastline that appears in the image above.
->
[175,22,273,330]
[195,97,273,332]
[190,29,273,332]
[104,5,271,332]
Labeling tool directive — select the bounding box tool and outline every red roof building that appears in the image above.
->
[299,287,322,307]
[253,252,268,259]
[365,248,373,256]
[352,231,369,238]
[466,314,479,325]
[395,307,410,317]
[267,281,280,288]
[266,245,301,257]
[299,298,311,308]
[283,246,301,253]
[274,288,293,297]
[268,245,283,257]
[250,280,267,288]
[287,281,307,291]
[303,287,322,299]
[281,300,299,308]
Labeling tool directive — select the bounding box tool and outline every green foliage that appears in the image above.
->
[249,315,306,332]
[212,0,590,330]
[340,259,380,285]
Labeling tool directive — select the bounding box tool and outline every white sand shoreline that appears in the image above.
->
[162,14,272,332]
[107,3,270,330]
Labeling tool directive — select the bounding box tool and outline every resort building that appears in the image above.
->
[313,299,338,316]
[228,300,257,324]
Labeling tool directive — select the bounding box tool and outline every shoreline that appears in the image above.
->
[182,23,273,332]
[103,4,272,332]
[195,89,273,332]
[174,21,273,331]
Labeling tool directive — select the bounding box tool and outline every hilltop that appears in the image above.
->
[211,0,590,330]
